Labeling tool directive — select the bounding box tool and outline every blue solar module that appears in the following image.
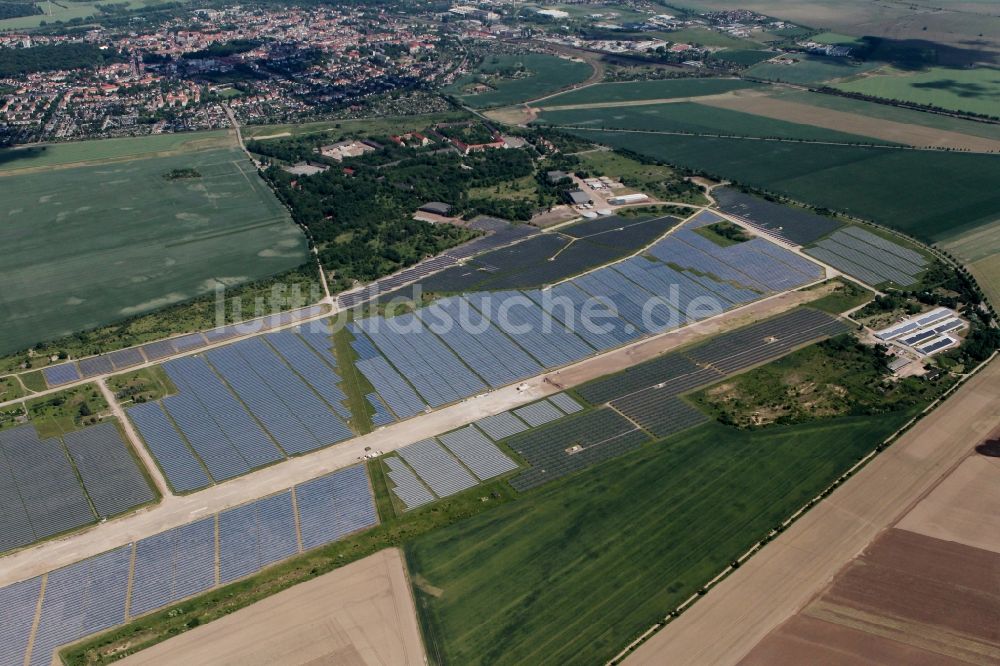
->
[266,330,350,418]
[78,355,114,378]
[0,427,95,539]
[0,576,41,666]
[172,518,217,602]
[42,363,80,387]
[367,393,395,426]
[355,313,487,407]
[140,339,177,362]
[107,347,145,370]
[63,422,155,517]
[230,338,352,448]
[902,329,938,346]
[129,530,174,617]
[296,465,377,551]
[29,546,130,666]
[574,266,678,334]
[297,324,339,367]
[917,337,954,355]
[163,356,282,469]
[171,333,206,352]
[0,440,35,552]
[529,282,641,351]
[463,291,595,369]
[162,392,251,482]
[127,402,210,493]
[348,326,427,419]
[205,345,321,456]
[257,491,299,567]
[416,296,543,388]
[218,502,259,585]
[130,517,215,618]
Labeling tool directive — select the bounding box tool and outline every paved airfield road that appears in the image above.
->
[625,357,1000,666]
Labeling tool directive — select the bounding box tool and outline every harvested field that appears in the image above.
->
[742,529,1000,665]
[896,454,1000,554]
[701,92,1000,152]
[740,614,971,666]
[118,548,424,666]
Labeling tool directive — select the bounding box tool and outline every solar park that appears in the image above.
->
[114,211,829,493]
[805,226,930,287]
[0,464,376,666]
[0,421,154,554]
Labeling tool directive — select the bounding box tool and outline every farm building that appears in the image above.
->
[564,190,593,205]
[547,170,571,184]
[419,201,454,216]
[318,139,377,161]
[608,193,649,205]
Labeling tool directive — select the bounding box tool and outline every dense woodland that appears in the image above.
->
[0,42,123,76]
[0,1,41,19]
[260,141,537,290]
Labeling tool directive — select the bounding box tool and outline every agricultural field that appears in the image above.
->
[833,65,1000,117]
[537,102,888,144]
[537,78,760,107]
[711,49,775,67]
[241,111,470,141]
[0,143,308,356]
[406,413,912,666]
[0,130,231,172]
[555,128,1000,242]
[444,54,593,108]
[773,89,1000,142]
[746,54,880,85]
[700,89,1000,151]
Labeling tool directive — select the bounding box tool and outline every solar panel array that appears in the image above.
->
[549,392,583,414]
[397,438,478,497]
[385,456,435,510]
[29,546,132,666]
[475,411,530,441]
[127,401,211,493]
[337,224,539,309]
[39,304,330,388]
[63,422,155,517]
[513,400,565,427]
[130,328,357,488]
[367,393,395,426]
[438,426,518,480]
[805,227,928,287]
[0,425,94,545]
[506,409,650,492]
[0,464,378,666]
[355,314,487,407]
[416,296,543,388]
[296,465,377,550]
[349,324,427,419]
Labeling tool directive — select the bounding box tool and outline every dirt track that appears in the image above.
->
[625,357,1000,665]
[118,548,424,666]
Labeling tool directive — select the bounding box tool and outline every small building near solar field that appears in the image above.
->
[419,201,454,216]
[564,189,593,205]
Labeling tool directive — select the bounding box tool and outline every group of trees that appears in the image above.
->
[261,141,539,291]
[0,42,123,77]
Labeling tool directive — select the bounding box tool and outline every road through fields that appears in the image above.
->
[624,357,1000,665]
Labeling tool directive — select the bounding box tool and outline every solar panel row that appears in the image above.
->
[1,464,378,666]
[127,402,211,493]
[63,422,155,518]
[475,411,530,441]
[513,400,565,427]
[438,426,518,480]
[397,438,478,497]
[385,456,435,510]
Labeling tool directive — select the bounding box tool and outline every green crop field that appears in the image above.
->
[407,414,910,665]
[833,65,1000,117]
[556,128,1000,242]
[444,54,592,108]
[747,54,880,85]
[0,146,308,355]
[773,89,1000,141]
[540,78,759,106]
[713,49,775,66]
[0,130,232,172]
[537,102,886,144]
[0,0,178,29]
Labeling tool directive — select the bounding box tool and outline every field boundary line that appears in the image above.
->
[607,349,999,665]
